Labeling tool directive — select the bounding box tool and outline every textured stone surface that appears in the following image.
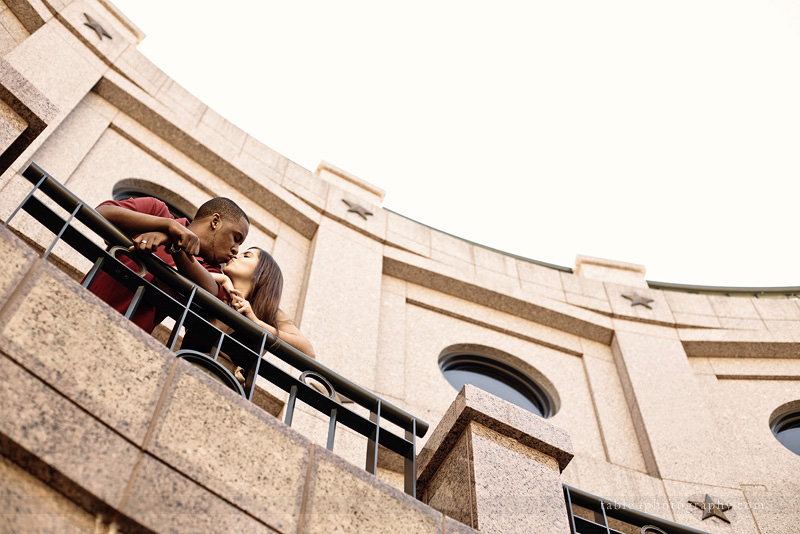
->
[422,431,475,527]
[418,385,573,487]
[0,455,97,534]
[301,218,384,390]
[581,353,647,472]
[612,330,736,486]
[605,282,676,325]
[469,422,569,534]
[149,362,310,532]
[0,263,171,445]
[575,255,647,287]
[663,479,759,533]
[304,446,443,534]
[0,225,38,307]
[0,353,139,513]
[123,454,278,533]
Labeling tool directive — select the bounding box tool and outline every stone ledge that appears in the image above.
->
[417,385,574,489]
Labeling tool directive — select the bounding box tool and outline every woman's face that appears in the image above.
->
[224,248,261,281]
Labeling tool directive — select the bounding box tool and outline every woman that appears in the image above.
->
[174,246,315,358]
[212,248,315,358]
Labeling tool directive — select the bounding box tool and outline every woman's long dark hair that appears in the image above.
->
[246,248,283,328]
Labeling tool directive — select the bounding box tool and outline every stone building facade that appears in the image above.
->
[1,1,799,533]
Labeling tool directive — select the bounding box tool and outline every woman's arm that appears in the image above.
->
[230,293,316,358]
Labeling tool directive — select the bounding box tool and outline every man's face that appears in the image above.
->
[202,215,249,265]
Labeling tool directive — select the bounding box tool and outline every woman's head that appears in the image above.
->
[224,247,283,326]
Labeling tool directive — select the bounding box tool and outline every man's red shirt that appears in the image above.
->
[87,197,222,333]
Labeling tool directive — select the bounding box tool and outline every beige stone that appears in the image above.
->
[301,219,384,390]
[316,160,386,207]
[605,282,676,325]
[612,330,736,485]
[581,353,647,472]
[663,479,760,533]
[0,263,171,444]
[0,352,140,511]
[385,210,432,257]
[304,446,443,534]
[753,298,800,321]
[123,454,278,533]
[575,255,647,287]
[0,455,98,534]
[149,362,310,532]
[0,225,37,305]
[417,386,573,534]
[708,295,761,319]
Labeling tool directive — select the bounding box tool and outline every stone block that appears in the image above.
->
[303,446,443,534]
[517,260,564,290]
[0,455,97,534]
[422,431,473,527]
[581,354,647,472]
[148,361,310,533]
[315,160,385,207]
[0,352,140,512]
[122,454,277,533]
[0,262,172,445]
[605,282,675,325]
[672,311,721,328]
[323,182,388,242]
[283,160,329,209]
[575,255,647,287]
[0,225,38,308]
[708,295,760,319]
[386,210,432,258]
[300,219,384,390]
[753,298,800,321]
[417,386,573,534]
[473,245,518,278]
[662,479,759,533]
[241,134,289,176]
[469,422,568,533]
[664,291,716,316]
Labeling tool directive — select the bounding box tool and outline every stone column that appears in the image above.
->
[416,385,574,534]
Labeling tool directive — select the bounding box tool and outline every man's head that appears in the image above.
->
[189,197,250,265]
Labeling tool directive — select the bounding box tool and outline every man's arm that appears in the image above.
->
[96,204,200,255]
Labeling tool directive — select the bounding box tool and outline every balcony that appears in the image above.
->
[0,163,712,533]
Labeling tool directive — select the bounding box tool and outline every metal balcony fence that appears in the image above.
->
[564,485,710,534]
[5,162,428,497]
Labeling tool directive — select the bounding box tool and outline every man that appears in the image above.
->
[88,196,249,333]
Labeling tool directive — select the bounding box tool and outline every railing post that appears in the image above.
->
[416,385,574,534]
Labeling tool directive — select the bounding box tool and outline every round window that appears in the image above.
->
[439,353,553,418]
[771,411,800,455]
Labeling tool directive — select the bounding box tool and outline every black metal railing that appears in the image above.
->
[564,485,710,534]
[5,162,428,497]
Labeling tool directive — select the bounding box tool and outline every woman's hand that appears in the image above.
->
[230,289,257,321]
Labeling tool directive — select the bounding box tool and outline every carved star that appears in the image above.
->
[342,199,373,220]
[84,13,112,40]
[689,494,732,523]
[622,292,654,309]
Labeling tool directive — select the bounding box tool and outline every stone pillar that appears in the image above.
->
[417,385,574,534]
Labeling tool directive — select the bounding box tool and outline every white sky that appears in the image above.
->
[110,0,800,287]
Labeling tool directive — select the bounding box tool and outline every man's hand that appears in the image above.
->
[166,220,200,255]
[130,220,200,255]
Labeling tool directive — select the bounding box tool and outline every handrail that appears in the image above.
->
[10,162,429,496]
[564,485,710,534]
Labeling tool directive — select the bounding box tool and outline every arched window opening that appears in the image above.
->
[112,179,196,222]
[439,346,557,418]
[771,409,800,456]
